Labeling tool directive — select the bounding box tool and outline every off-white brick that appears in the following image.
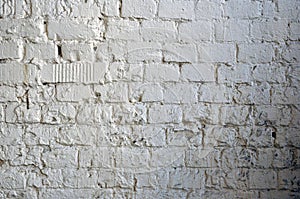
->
[238,43,274,63]
[181,63,215,82]
[223,0,261,19]
[94,83,128,103]
[290,22,300,40]
[61,42,93,62]
[106,19,140,41]
[198,43,235,63]
[129,83,163,103]
[56,84,93,102]
[164,43,197,63]
[149,105,182,124]
[25,43,56,61]
[141,20,177,42]
[251,19,289,41]
[145,63,180,82]
[215,20,250,42]
[163,83,198,104]
[218,64,252,83]
[48,19,104,40]
[195,0,222,20]
[249,170,277,189]
[0,63,24,84]
[158,0,195,20]
[179,21,212,42]
[0,42,22,60]
[122,0,157,19]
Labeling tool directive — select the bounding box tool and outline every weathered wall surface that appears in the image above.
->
[0,0,299,198]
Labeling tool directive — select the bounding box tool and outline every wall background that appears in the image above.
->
[0,0,299,198]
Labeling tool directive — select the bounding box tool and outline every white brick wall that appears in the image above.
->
[0,0,299,198]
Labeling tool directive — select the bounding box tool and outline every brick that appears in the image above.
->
[76,104,112,125]
[0,124,23,145]
[122,0,157,19]
[61,42,93,62]
[0,86,16,102]
[251,19,289,41]
[220,105,251,125]
[223,0,261,19]
[79,147,114,168]
[56,84,93,102]
[282,43,300,63]
[271,85,299,104]
[186,149,219,168]
[106,19,140,41]
[198,43,235,63]
[101,0,120,16]
[254,105,292,126]
[24,125,58,146]
[163,43,197,63]
[0,19,44,39]
[141,20,177,42]
[150,147,185,167]
[129,83,163,103]
[39,189,93,199]
[0,170,25,189]
[0,0,32,18]
[233,83,271,105]
[238,43,274,63]
[169,168,205,189]
[199,83,233,103]
[131,125,166,147]
[0,105,3,122]
[0,42,22,60]
[107,62,143,82]
[41,62,108,84]
[163,83,198,104]
[145,63,180,82]
[136,189,187,198]
[94,83,128,103]
[249,169,277,189]
[116,147,150,168]
[195,0,222,20]
[0,63,25,84]
[215,19,250,42]
[25,43,56,61]
[181,63,215,82]
[48,19,104,40]
[217,64,252,83]
[290,22,300,40]
[179,21,212,42]
[158,0,195,20]
[42,103,76,124]
[41,147,78,168]
[252,64,287,83]
[183,103,218,124]
[277,0,300,20]
[135,169,168,188]
[112,104,147,125]
[126,41,162,63]
[148,105,182,124]
[278,169,300,190]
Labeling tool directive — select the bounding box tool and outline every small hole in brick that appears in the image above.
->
[57,45,62,57]
[272,132,276,139]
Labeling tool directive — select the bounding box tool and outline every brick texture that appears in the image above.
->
[0,0,299,198]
